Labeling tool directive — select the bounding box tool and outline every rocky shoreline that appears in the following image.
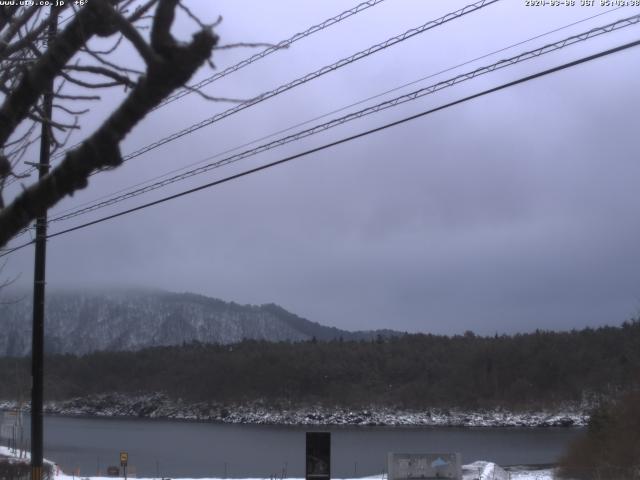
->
[0,393,589,427]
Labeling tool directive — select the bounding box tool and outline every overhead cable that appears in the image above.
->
[46,5,626,221]
[2,34,638,258]
[44,13,640,226]
[158,0,389,109]
[97,0,501,166]
[9,0,391,183]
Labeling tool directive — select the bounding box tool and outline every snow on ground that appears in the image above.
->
[0,445,31,461]
[463,461,554,480]
[508,471,555,480]
[464,461,509,479]
[19,469,563,479]
[49,467,557,480]
[0,396,589,427]
[2,447,558,480]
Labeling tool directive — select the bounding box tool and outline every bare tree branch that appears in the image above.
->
[27,108,80,131]
[150,0,178,55]
[109,8,159,65]
[54,93,101,101]
[53,104,90,116]
[83,45,143,75]
[177,2,209,30]
[63,64,135,88]
[0,0,119,146]
[59,70,126,89]
[0,0,218,247]
[0,6,21,33]
[2,121,37,148]
[53,115,80,154]
[82,33,123,55]
[2,15,49,58]
[0,5,38,53]
[180,83,247,103]
[127,0,158,23]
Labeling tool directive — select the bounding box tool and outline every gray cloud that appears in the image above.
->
[3,0,640,335]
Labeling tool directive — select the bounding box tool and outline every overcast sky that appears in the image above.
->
[3,0,640,335]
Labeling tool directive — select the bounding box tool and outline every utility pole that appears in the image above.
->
[31,6,58,480]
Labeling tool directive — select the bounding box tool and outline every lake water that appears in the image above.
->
[16,416,584,477]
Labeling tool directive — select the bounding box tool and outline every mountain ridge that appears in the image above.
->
[0,288,398,356]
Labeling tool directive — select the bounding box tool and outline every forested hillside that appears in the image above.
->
[1,321,638,410]
[0,290,395,355]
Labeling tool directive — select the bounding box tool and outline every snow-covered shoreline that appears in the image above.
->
[0,447,556,480]
[0,394,589,428]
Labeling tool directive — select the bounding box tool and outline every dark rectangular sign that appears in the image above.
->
[306,432,331,480]
[106,466,120,477]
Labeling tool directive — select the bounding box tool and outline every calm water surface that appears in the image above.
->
[18,416,584,477]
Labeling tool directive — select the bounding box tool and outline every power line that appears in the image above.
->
[0,242,31,258]
[2,35,638,258]
[5,0,502,241]
[158,0,389,109]
[107,0,500,168]
[29,0,389,171]
[42,12,640,226]
[9,0,499,190]
[47,5,626,221]
[46,5,626,224]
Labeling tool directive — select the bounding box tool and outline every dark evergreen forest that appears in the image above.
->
[1,321,638,410]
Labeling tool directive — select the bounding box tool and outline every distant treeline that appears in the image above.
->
[1,321,639,409]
